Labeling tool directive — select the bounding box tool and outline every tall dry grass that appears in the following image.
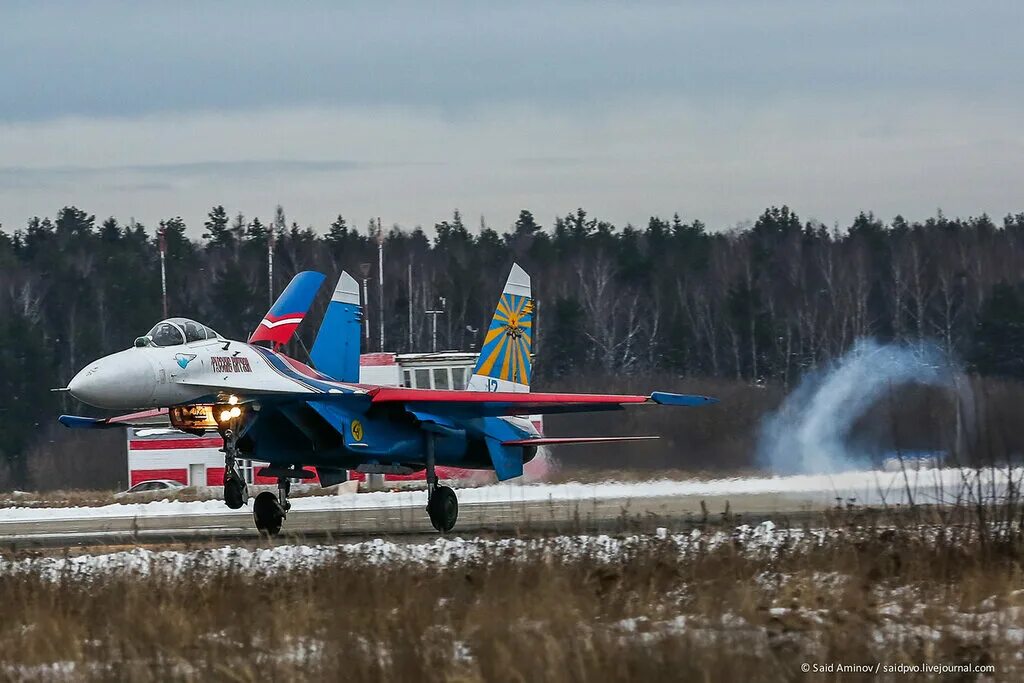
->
[0,507,1021,682]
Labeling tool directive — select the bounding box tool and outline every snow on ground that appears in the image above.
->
[0,466,1018,523]
[0,522,801,579]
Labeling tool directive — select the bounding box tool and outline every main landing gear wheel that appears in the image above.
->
[253,491,286,536]
[427,485,459,533]
[253,476,292,537]
[423,432,459,533]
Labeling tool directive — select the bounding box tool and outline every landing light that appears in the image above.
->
[217,404,243,424]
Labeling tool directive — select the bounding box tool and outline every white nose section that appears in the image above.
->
[68,349,157,409]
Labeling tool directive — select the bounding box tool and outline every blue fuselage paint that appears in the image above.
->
[238,398,532,475]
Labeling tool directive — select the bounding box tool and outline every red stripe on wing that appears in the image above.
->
[368,387,650,405]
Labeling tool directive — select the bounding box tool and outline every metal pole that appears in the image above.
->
[407,262,413,350]
[425,298,445,353]
[362,277,370,346]
[425,308,445,352]
[268,227,275,307]
[359,262,372,350]
[377,217,384,351]
[158,225,168,318]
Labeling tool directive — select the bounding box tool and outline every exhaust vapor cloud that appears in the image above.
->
[757,339,961,474]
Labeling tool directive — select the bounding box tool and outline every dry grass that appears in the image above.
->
[0,514,1021,682]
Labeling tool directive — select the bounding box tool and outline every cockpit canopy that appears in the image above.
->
[140,318,220,347]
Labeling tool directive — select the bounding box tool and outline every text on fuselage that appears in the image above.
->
[211,356,253,373]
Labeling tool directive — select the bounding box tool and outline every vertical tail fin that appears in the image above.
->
[249,271,326,347]
[310,271,362,382]
[468,263,533,393]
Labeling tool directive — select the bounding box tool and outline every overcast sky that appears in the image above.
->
[1,1,1021,236]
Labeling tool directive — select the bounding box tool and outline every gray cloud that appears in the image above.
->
[0,159,367,180]
[1,1,1022,122]
[0,2,1022,234]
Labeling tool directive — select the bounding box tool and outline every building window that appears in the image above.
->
[451,367,466,389]
[414,368,430,388]
[239,459,254,484]
[433,367,450,390]
[403,370,412,388]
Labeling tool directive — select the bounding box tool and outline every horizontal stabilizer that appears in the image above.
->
[501,436,660,446]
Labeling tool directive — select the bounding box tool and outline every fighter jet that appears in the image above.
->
[59,264,716,535]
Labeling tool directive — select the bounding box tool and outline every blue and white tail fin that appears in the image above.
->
[468,263,533,393]
[310,271,362,382]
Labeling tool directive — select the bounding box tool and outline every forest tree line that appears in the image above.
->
[3,204,1024,485]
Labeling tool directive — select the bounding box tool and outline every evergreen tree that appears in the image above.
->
[203,206,231,247]
[970,283,1024,378]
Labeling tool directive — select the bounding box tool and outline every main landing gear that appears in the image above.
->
[221,428,248,510]
[424,433,459,533]
[252,466,312,537]
[253,478,290,537]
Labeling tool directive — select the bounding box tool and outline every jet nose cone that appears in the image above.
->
[68,350,156,409]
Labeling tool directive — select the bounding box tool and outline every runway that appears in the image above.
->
[0,467,1012,549]
[0,492,825,549]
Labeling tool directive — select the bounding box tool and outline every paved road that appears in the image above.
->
[0,491,832,549]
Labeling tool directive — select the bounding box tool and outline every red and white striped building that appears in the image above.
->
[127,352,543,487]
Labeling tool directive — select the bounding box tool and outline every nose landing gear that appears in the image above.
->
[221,428,248,509]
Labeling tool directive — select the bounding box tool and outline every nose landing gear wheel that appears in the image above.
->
[427,485,459,533]
[253,491,285,536]
[223,472,247,509]
[221,427,248,509]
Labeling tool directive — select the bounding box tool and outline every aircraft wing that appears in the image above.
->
[58,408,170,430]
[500,435,660,446]
[366,387,717,417]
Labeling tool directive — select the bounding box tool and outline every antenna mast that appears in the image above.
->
[407,261,413,350]
[359,262,371,349]
[268,224,275,306]
[377,217,384,351]
[157,222,168,318]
